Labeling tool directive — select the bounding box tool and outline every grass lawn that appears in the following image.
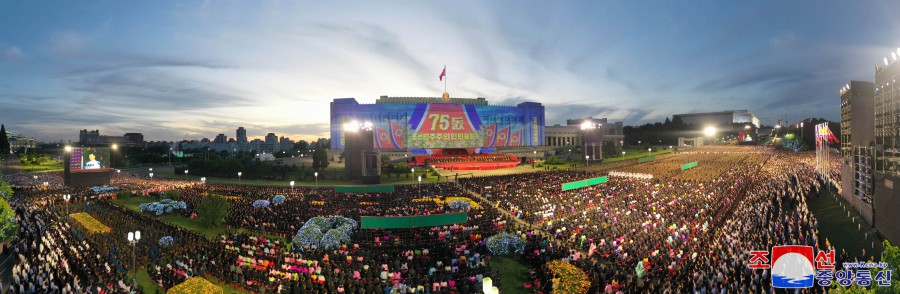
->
[808,187,883,260]
[21,159,64,173]
[110,196,288,244]
[157,172,443,186]
[488,256,531,294]
[136,268,162,294]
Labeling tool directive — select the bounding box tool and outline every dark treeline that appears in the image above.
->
[624,117,774,146]
[178,155,322,181]
[624,117,698,146]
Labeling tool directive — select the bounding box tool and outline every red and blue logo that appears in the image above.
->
[771,245,815,288]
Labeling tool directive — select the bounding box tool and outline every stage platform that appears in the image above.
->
[431,161,519,171]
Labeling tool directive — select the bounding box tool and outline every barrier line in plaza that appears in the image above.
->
[681,161,699,170]
[360,212,467,229]
[561,176,608,191]
[639,156,656,163]
[334,185,395,193]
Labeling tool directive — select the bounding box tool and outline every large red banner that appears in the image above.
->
[375,127,392,148]
[495,127,509,147]
[483,124,497,147]
[408,104,482,148]
[391,121,405,149]
[509,130,521,147]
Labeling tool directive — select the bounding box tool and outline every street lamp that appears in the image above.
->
[314,172,318,189]
[585,155,589,167]
[127,231,141,286]
[149,173,154,181]
[418,175,422,198]
[184,169,189,181]
[647,148,651,157]
[622,151,626,160]
[201,177,206,184]
[238,172,242,184]
[290,180,295,194]
[111,144,119,168]
[704,126,717,144]
[63,194,71,216]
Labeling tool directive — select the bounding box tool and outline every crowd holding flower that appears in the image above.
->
[0,145,863,293]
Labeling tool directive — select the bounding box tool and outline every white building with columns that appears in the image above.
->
[544,117,624,148]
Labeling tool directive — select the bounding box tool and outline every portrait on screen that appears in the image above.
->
[69,147,110,172]
[82,151,102,169]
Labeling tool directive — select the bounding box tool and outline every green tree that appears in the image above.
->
[116,190,131,199]
[380,155,393,173]
[832,240,900,293]
[197,195,231,228]
[0,179,13,201]
[0,198,18,243]
[312,148,329,171]
[782,134,809,151]
[0,124,8,159]
[312,150,322,171]
[602,141,621,159]
[163,190,181,201]
[295,140,309,152]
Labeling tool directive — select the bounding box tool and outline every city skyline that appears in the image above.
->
[2,1,900,142]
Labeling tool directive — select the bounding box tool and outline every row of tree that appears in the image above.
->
[178,150,333,181]
[0,125,9,160]
[623,117,703,146]
[0,178,19,244]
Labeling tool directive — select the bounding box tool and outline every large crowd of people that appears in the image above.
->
[1,145,871,293]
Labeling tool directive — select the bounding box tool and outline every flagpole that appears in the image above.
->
[443,65,447,93]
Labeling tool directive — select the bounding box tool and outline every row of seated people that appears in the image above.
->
[4,180,514,293]
[541,163,761,291]
[166,183,471,235]
[6,196,133,293]
[490,148,854,293]
[6,145,850,293]
[190,206,509,293]
[461,170,652,224]
[425,154,516,165]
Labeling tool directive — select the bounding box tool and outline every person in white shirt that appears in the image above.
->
[83,153,102,169]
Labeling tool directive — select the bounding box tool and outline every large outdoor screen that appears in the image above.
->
[331,100,544,149]
[68,147,111,172]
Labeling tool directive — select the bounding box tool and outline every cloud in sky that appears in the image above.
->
[0,46,22,62]
[1,1,900,142]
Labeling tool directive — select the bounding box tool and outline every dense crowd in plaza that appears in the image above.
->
[0,145,867,293]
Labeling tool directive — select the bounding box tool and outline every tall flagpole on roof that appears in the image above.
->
[441,65,450,101]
